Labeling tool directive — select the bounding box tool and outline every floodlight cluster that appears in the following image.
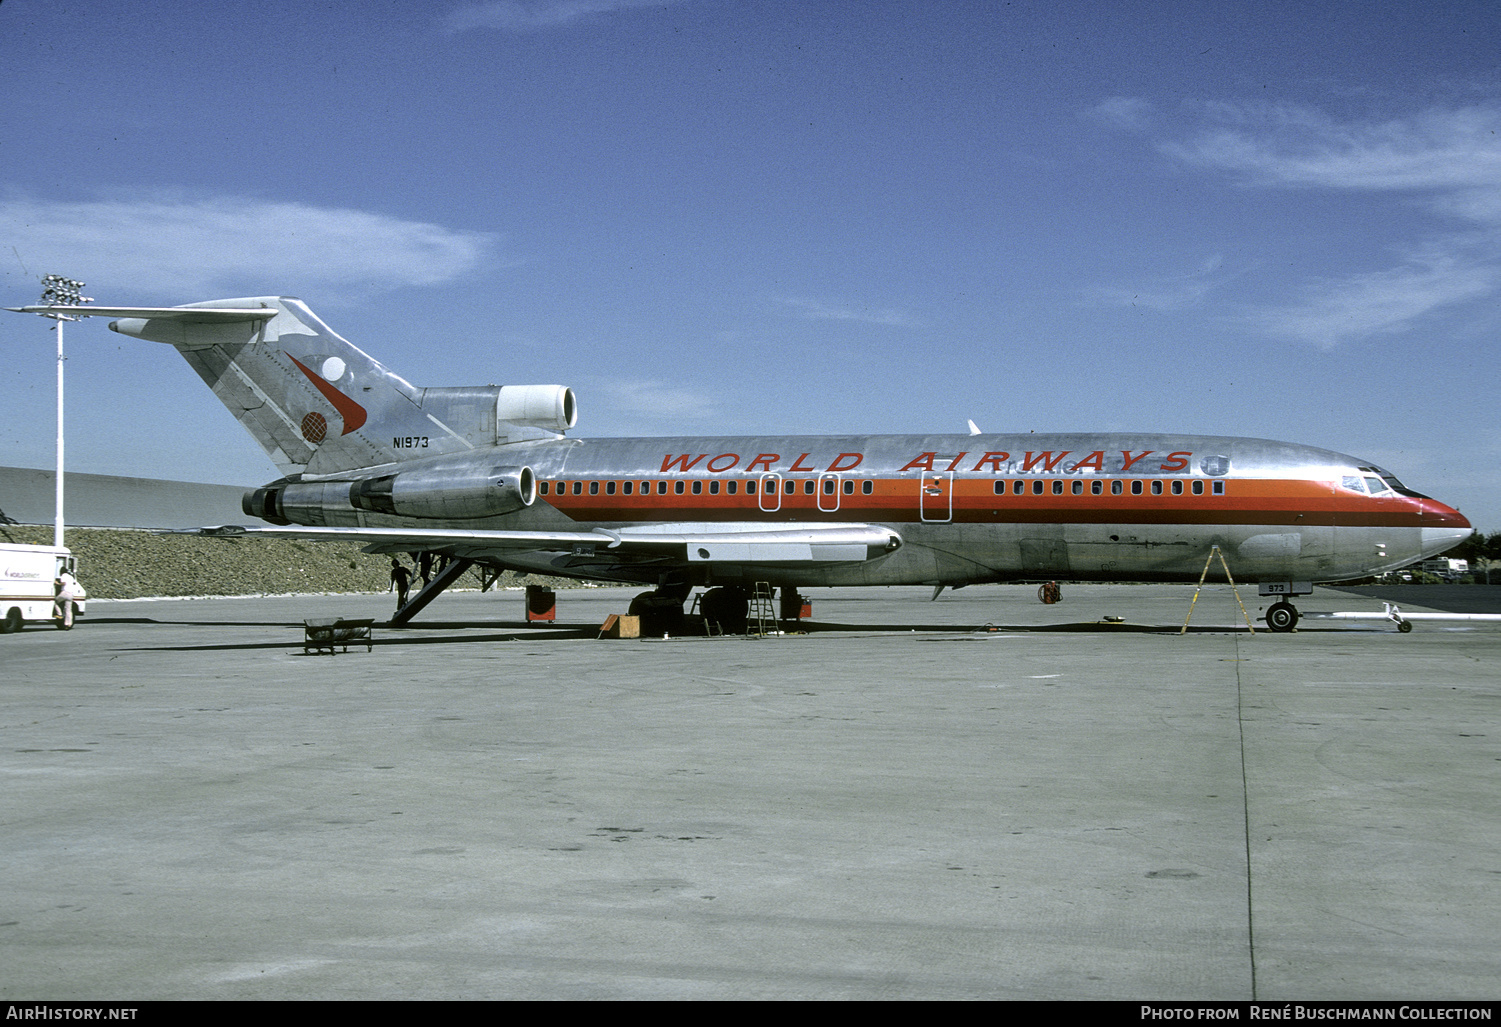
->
[39,274,92,308]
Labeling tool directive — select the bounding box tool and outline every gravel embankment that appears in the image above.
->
[0,525,582,599]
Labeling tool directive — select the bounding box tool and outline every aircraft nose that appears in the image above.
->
[1417,499,1472,557]
[1418,498,1471,530]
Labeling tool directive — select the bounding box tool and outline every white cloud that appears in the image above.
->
[589,377,719,424]
[1115,101,1501,347]
[774,297,918,327]
[444,0,677,33]
[1249,241,1501,350]
[1164,104,1501,204]
[1088,96,1155,132]
[1089,253,1241,312]
[1,191,496,301]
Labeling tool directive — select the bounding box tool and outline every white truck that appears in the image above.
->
[0,543,88,632]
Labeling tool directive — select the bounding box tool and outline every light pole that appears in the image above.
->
[34,275,92,549]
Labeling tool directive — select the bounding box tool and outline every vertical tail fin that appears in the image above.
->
[110,296,426,477]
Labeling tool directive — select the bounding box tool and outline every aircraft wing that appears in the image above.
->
[182,522,902,564]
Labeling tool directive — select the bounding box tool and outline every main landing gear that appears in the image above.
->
[628,582,693,637]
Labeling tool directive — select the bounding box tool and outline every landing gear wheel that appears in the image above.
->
[1037,581,1061,604]
[1,608,21,634]
[1397,620,1413,634]
[700,587,750,634]
[1266,601,1299,633]
[628,590,686,637]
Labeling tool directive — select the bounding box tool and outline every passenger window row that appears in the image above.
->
[538,479,880,497]
[536,477,1225,498]
[990,478,1221,496]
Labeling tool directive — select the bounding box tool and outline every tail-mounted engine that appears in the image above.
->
[495,384,576,434]
[414,384,578,447]
[245,465,536,525]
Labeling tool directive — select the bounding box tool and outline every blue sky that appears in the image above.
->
[3,0,1499,528]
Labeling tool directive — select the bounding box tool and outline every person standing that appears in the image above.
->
[53,576,76,629]
[389,558,413,609]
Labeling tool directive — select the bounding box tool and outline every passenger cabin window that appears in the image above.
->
[692,480,703,495]
[804,480,815,495]
[1091,480,1102,495]
[674,481,685,495]
[843,479,854,495]
[539,481,550,496]
[1111,480,1123,496]
[1031,480,1043,496]
[657,481,667,495]
[1071,480,1083,495]
[1052,480,1064,495]
[605,481,616,495]
[572,481,582,496]
[993,481,1005,496]
[1151,481,1163,495]
[727,481,737,495]
[1013,480,1024,495]
[747,480,756,495]
[708,480,719,495]
[1131,481,1143,496]
[785,479,795,495]
[623,481,633,495]
[1192,480,1204,495]
[1212,481,1225,495]
[862,480,873,494]
[1171,480,1183,495]
[589,481,599,495]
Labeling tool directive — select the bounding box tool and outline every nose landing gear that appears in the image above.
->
[1265,600,1300,633]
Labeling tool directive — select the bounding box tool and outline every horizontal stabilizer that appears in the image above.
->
[8,305,276,323]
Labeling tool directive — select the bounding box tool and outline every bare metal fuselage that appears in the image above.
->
[279,431,1471,589]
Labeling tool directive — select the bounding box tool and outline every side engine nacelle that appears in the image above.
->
[245,465,536,524]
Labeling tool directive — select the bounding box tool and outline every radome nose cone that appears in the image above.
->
[1419,498,1471,530]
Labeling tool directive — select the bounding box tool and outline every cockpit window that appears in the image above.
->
[1341,476,1365,493]
[1361,464,1432,500]
[1364,476,1387,495]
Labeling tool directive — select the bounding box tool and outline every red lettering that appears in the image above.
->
[827,452,863,472]
[1021,451,1071,473]
[971,451,1011,472]
[1159,451,1191,472]
[1121,450,1154,472]
[706,453,740,472]
[944,452,968,472]
[899,452,938,472]
[1068,451,1105,473]
[787,453,816,472]
[660,454,707,473]
[746,453,778,472]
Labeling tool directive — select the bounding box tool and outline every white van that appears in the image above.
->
[0,543,88,632]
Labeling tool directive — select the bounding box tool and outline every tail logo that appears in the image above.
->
[286,352,368,436]
[301,412,328,444]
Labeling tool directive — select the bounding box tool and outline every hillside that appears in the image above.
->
[0,525,578,599]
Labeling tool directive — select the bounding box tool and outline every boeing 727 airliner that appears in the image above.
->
[10,296,1473,631]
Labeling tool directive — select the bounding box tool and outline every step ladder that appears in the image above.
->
[1180,545,1256,634]
[748,582,777,637]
